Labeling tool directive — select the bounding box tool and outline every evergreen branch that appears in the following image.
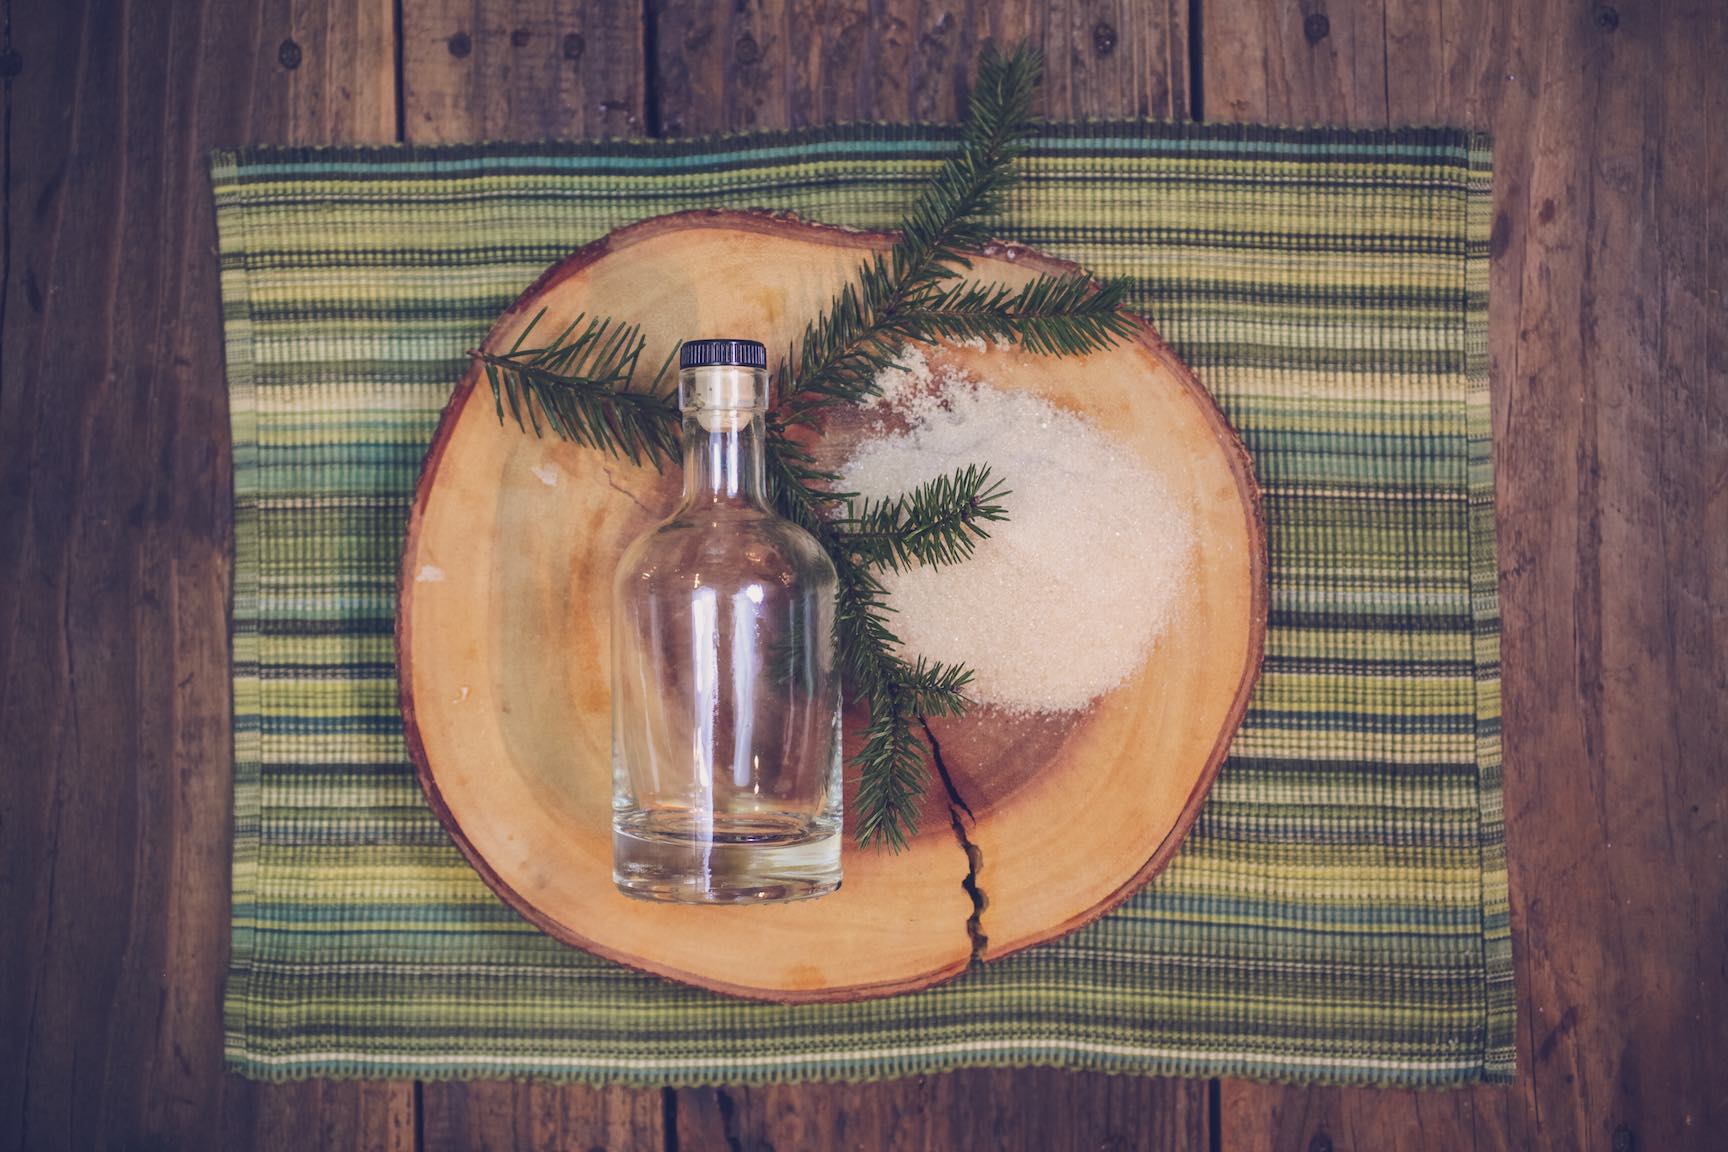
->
[765,439,971,850]
[764,448,896,678]
[893,656,975,719]
[828,550,906,699]
[852,657,974,850]
[778,256,905,415]
[777,42,1047,417]
[834,464,1009,573]
[852,693,930,852]
[768,445,981,851]
[474,309,680,468]
[897,273,1138,356]
[764,428,845,537]
[764,417,847,505]
[892,41,1041,292]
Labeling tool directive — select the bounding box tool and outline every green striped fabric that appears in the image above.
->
[212,122,1512,1087]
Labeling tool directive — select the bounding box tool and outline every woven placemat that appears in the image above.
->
[212,122,1511,1087]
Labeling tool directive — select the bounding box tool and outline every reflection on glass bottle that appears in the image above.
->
[611,338,842,903]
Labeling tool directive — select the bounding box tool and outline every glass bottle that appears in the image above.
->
[610,338,843,903]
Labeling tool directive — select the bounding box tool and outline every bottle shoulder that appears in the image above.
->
[616,509,837,588]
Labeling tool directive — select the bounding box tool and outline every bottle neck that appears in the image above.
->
[680,409,769,510]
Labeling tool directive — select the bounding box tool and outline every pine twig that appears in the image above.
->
[474,309,680,468]
[774,41,1046,420]
[852,694,930,851]
[764,42,1063,849]
[900,273,1139,356]
[834,464,1009,574]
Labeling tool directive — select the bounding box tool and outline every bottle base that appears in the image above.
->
[612,814,842,905]
[612,874,843,904]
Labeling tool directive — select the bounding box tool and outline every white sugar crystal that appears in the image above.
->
[840,350,1193,714]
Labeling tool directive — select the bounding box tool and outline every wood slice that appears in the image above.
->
[397,210,1266,1002]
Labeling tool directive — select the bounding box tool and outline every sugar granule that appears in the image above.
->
[840,347,1194,714]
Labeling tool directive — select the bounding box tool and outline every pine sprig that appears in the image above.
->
[891,43,1040,292]
[894,656,975,718]
[903,273,1138,356]
[814,506,977,850]
[762,439,974,850]
[474,309,680,468]
[852,695,930,850]
[776,41,1046,419]
[834,464,1009,574]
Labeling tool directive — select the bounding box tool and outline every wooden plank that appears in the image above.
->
[397,5,665,1146]
[223,1081,417,1152]
[0,0,399,1149]
[1204,0,1507,127]
[676,1069,1210,1151]
[1220,1086,1511,1152]
[1208,0,1728,1148]
[254,0,399,143]
[401,0,646,141]
[1203,0,1387,125]
[420,1082,668,1151]
[652,0,1188,136]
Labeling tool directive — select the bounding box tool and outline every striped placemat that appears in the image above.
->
[211,122,1511,1086]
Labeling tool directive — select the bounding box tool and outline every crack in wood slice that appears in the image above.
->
[921,714,989,963]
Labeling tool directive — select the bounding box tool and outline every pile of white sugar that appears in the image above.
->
[839,348,1195,714]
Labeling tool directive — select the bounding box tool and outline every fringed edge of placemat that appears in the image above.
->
[209,118,1491,174]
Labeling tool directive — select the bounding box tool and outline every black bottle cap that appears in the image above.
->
[680,338,768,370]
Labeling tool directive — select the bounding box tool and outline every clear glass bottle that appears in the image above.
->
[611,338,843,903]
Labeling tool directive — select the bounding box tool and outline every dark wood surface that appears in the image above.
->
[1,0,1721,1149]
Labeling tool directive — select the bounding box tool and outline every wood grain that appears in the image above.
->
[401,0,644,140]
[1204,0,1511,128]
[1221,1084,1511,1152]
[1207,0,1728,1148]
[0,0,400,1149]
[651,0,1188,135]
[222,1081,417,1152]
[254,0,398,143]
[420,1081,667,1151]
[676,1068,1210,1151]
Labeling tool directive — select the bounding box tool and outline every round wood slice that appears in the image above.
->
[398,210,1266,1002]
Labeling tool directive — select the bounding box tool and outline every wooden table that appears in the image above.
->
[2,1,1722,1149]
